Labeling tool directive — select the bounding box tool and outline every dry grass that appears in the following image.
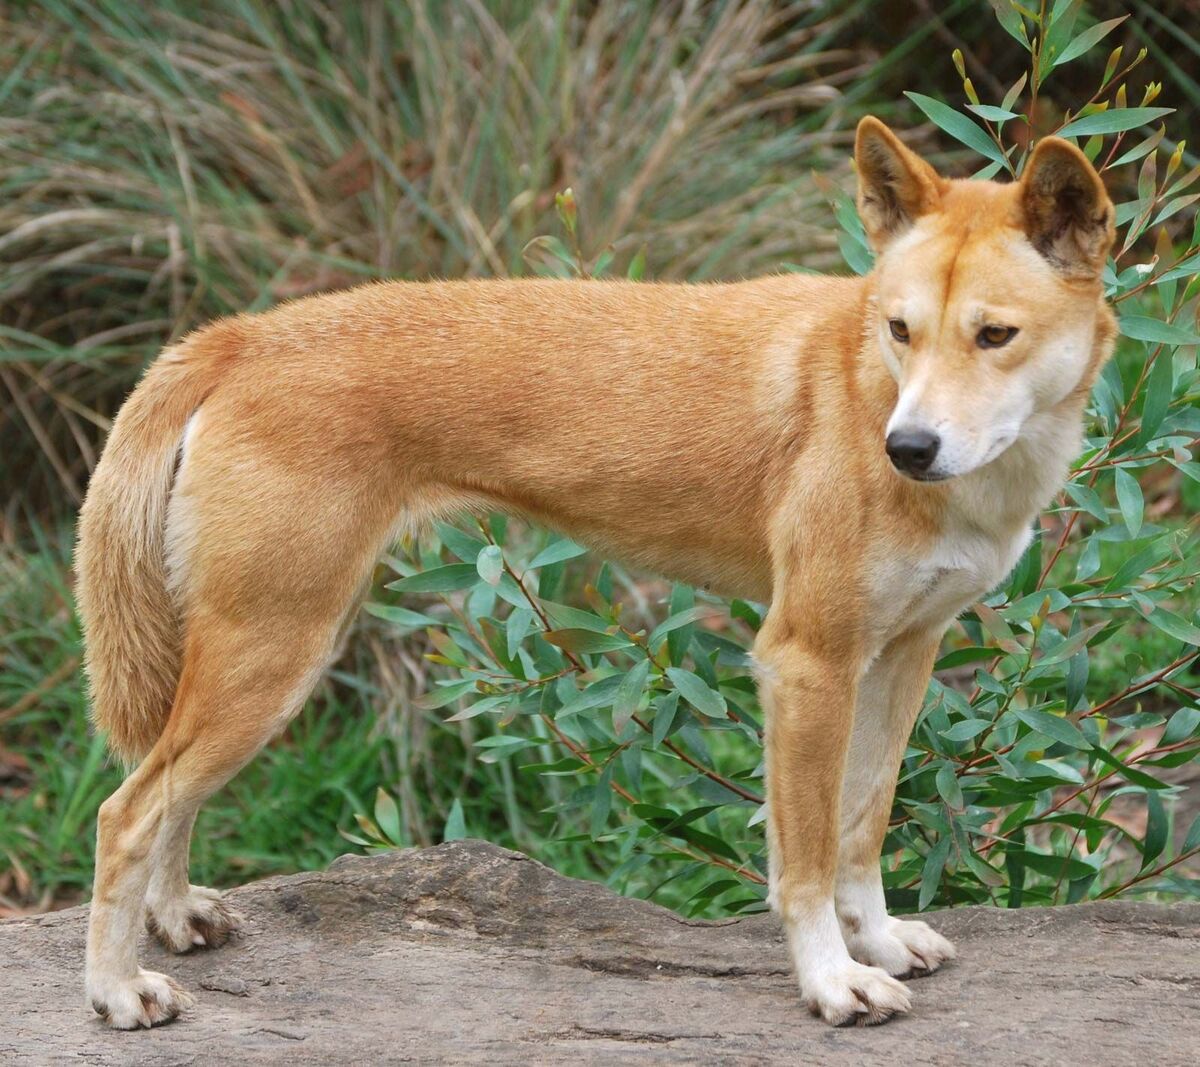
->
[0,0,877,522]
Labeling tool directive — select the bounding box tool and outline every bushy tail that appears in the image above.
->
[75,325,236,765]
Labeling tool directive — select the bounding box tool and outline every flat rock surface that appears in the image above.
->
[2,840,1197,1065]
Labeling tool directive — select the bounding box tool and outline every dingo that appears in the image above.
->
[76,118,1115,1028]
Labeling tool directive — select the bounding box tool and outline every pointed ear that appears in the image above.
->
[1019,137,1114,278]
[854,117,944,252]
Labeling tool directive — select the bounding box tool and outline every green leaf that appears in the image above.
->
[1183,812,1200,854]
[1102,537,1172,593]
[1114,468,1144,538]
[942,718,992,742]
[374,788,401,845]
[919,836,951,911]
[528,538,588,569]
[1002,71,1028,113]
[1141,790,1167,870]
[1118,314,1200,345]
[962,849,1007,888]
[387,563,480,593]
[1065,482,1109,523]
[541,601,613,633]
[1109,126,1166,168]
[652,691,681,745]
[613,659,651,734]
[730,599,763,629]
[904,92,1007,166]
[555,675,624,719]
[1053,15,1127,68]
[966,104,1022,123]
[935,646,999,670]
[687,878,741,905]
[1012,848,1095,881]
[1075,537,1101,581]
[434,522,487,562]
[1012,706,1090,749]
[935,763,964,809]
[1090,746,1171,790]
[1145,607,1200,647]
[837,231,874,275]
[648,606,712,651]
[506,607,534,660]
[666,667,727,718]
[484,571,527,610]
[443,798,467,842]
[988,0,1029,47]
[524,756,587,776]
[543,628,633,654]
[1032,758,1085,785]
[363,603,437,629]
[476,544,504,586]
[627,246,647,281]
[1057,107,1174,138]
[1161,706,1200,746]
[475,735,532,762]
[621,741,643,794]
[1038,622,1106,666]
[667,584,695,667]
[444,696,506,722]
[417,680,477,710]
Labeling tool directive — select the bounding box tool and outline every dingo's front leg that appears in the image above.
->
[756,616,911,1027]
[836,630,955,978]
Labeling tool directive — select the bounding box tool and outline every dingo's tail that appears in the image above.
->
[75,325,237,765]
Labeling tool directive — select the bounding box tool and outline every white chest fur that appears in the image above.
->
[864,512,1032,656]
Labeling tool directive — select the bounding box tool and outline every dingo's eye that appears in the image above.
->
[979,324,1018,348]
[888,319,910,343]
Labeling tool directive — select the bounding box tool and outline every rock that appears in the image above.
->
[1,840,1197,1064]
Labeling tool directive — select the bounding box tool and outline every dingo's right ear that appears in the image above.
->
[854,117,944,252]
[1019,137,1115,278]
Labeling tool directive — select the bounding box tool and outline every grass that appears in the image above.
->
[1,0,876,520]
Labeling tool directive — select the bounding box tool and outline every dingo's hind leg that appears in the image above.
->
[87,608,349,1027]
[87,462,397,1028]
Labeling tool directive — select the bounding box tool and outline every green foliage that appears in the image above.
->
[355,3,1200,915]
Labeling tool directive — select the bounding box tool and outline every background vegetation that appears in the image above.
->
[1,1,1197,919]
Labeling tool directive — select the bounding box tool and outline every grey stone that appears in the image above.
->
[1,840,1197,1064]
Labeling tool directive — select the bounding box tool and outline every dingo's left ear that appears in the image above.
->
[1020,138,1115,278]
[854,117,944,252]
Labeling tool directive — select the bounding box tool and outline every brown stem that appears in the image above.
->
[1097,847,1200,898]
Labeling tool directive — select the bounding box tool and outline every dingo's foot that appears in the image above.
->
[89,968,193,1029]
[847,917,956,979]
[803,960,912,1026]
[147,885,241,953]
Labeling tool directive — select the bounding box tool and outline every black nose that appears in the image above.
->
[886,429,940,474]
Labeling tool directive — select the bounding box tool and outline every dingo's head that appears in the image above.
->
[855,117,1116,482]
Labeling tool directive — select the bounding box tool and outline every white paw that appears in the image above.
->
[847,917,956,978]
[89,968,194,1029]
[802,959,912,1026]
[146,885,242,953]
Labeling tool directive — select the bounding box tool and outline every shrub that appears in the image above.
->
[351,2,1200,915]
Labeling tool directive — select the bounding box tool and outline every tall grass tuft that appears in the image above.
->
[1,0,870,521]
